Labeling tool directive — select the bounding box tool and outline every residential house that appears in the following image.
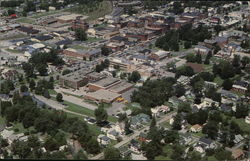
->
[234,134,244,144]
[151,105,170,116]
[231,149,244,160]
[119,146,131,158]
[107,130,119,140]
[97,134,111,146]
[190,124,202,133]
[194,138,217,153]
[129,139,141,154]
[232,80,248,93]
[150,50,171,61]
[194,45,211,55]
[177,76,190,85]
[138,132,150,143]
[245,114,250,124]
[180,134,193,145]
[130,113,150,129]
[186,62,205,73]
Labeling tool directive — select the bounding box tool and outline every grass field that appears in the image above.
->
[48,89,57,95]
[6,49,22,54]
[9,123,35,134]
[86,37,103,42]
[64,100,117,123]
[67,1,112,22]
[16,17,34,24]
[31,10,60,19]
[70,44,89,50]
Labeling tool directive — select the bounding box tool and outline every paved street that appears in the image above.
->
[90,111,177,160]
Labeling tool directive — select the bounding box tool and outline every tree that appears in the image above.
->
[85,137,101,154]
[184,41,192,49]
[22,62,34,77]
[235,103,249,118]
[204,54,210,64]
[172,114,182,130]
[20,85,28,93]
[49,76,54,83]
[43,90,50,99]
[202,120,218,139]
[101,46,111,56]
[12,91,21,105]
[214,148,232,161]
[164,130,179,143]
[222,79,233,90]
[128,71,141,83]
[195,53,202,64]
[232,55,241,68]
[29,79,36,91]
[142,141,162,160]
[95,64,103,73]
[241,56,250,68]
[246,85,250,98]
[104,147,121,160]
[36,63,48,76]
[124,119,131,135]
[56,93,63,102]
[94,104,108,125]
[214,25,224,35]
[74,150,88,160]
[175,84,186,97]
[75,28,87,41]
[171,144,185,160]
[62,69,71,75]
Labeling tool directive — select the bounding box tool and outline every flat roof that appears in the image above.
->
[90,77,121,88]
[109,81,134,93]
[85,89,121,102]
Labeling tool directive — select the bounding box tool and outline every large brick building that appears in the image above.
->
[59,69,103,89]
[62,48,101,60]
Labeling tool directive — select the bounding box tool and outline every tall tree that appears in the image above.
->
[94,104,108,125]
[75,28,87,41]
[104,147,121,160]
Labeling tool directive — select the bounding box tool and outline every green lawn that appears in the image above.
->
[62,92,82,98]
[207,156,218,161]
[214,76,224,86]
[65,101,95,117]
[0,116,6,124]
[49,89,57,95]
[64,100,117,123]
[232,117,250,134]
[16,17,34,24]
[31,10,60,19]
[70,45,89,50]
[86,1,112,21]
[160,120,171,129]
[86,37,103,42]
[202,64,213,72]
[6,49,22,54]
[9,122,35,134]
[0,33,28,40]
[192,131,205,137]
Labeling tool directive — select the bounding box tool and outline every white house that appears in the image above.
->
[245,115,250,124]
[107,130,119,140]
[97,134,111,146]
[190,124,202,133]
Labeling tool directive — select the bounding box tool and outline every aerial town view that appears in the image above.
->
[0,0,250,160]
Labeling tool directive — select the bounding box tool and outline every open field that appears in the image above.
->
[16,17,34,24]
